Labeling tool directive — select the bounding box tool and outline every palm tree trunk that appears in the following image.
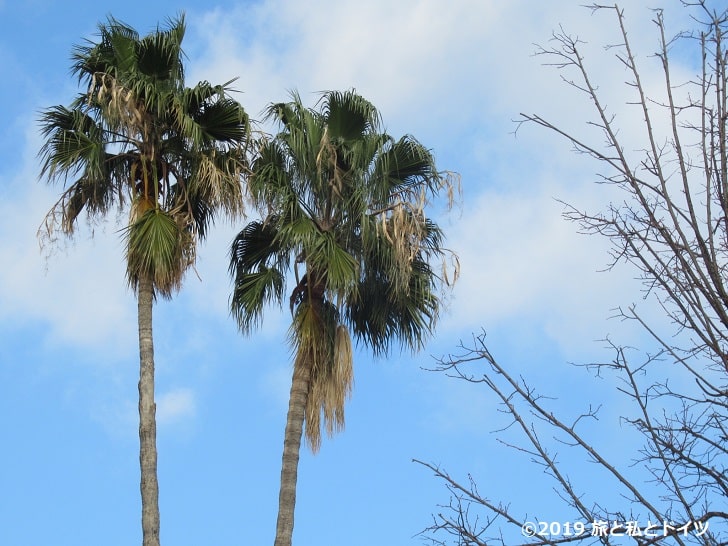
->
[137,274,160,546]
[274,357,311,546]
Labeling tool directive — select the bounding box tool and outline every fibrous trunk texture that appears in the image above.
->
[137,274,160,546]
[274,358,312,546]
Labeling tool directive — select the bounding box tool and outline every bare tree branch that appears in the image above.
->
[420,3,728,545]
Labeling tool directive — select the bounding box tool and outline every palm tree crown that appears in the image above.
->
[39,14,250,296]
[231,89,456,448]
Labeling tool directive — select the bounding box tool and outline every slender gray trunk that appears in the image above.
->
[274,358,311,546]
[138,274,160,546]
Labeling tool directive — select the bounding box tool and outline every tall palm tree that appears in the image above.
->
[38,15,249,546]
[229,90,457,546]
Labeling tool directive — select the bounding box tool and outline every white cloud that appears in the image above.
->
[0,122,136,359]
[439,170,660,359]
[3,0,692,371]
[157,387,197,426]
[186,0,513,134]
[183,0,682,363]
[184,0,675,138]
[89,387,198,437]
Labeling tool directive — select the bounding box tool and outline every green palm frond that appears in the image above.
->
[38,106,107,182]
[193,96,249,144]
[167,82,248,147]
[229,219,285,271]
[231,268,286,332]
[367,135,441,208]
[38,107,127,237]
[136,15,185,82]
[125,208,193,298]
[70,19,136,82]
[249,140,291,206]
[229,219,288,332]
[306,231,359,298]
[347,241,439,356]
[319,89,380,141]
[263,92,306,129]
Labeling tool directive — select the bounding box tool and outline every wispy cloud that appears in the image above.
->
[0,124,136,358]
[157,387,197,426]
[2,0,685,412]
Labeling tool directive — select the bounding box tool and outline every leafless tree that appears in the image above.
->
[418,3,728,545]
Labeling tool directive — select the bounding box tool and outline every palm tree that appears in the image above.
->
[229,89,457,546]
[38,15,249,546]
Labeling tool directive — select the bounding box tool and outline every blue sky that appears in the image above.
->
[0,1,713,545]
